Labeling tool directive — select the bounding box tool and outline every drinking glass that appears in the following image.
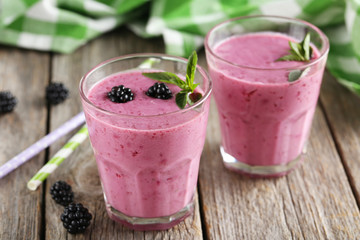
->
[205,16,329,177]
[80,54,212,230]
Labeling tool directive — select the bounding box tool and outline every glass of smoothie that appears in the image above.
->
[205,15,329,177]
[79,54,212,230]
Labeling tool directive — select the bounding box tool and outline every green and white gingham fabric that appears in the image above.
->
[1,0,360,95]
[0,0,148,52]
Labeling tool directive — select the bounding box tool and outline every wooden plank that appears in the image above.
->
[0,47,49,239]
[45,28,203,239]
[198,100,302,240]
[198,61,360,239]
[320,72,360,206]
[286,106,360,239]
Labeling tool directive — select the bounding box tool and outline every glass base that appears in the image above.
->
[104,197,194,231]
[220,146,305,177]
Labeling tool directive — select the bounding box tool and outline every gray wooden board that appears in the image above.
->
[0,48,49,240]
[1,28,360,239]
[320,72,360,207]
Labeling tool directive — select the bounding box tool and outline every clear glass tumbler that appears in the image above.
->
[79,54,212,230]
[205,15,329,177]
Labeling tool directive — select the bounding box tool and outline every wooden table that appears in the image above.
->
[1,27,360,240]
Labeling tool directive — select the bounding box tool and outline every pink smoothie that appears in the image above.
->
[207,33,326,173]
[83,70,209,221]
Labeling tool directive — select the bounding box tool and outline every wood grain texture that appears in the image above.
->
[286,106,360,239]
[320,72,360,206]
[199,99,302,240]
[2,28,360,240]
[45,28,203,239]
[0,47,49,240]
[198,56,360,240]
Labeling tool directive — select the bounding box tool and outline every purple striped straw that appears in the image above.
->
[0,112,85,179]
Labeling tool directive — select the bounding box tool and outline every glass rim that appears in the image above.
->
[204,15,330,71]
[79,53,212,119]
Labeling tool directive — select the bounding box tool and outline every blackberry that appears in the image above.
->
[0,91,17,114]
[46,82,69,105]
[60,203,92,234]
[50,181,74,206]
[146,82,172,99]
[107,85,134,103]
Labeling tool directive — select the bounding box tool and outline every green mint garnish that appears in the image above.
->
[288,67,311,82]
[276,33,313,82]
[276,33,313,62]
[142,51,202,109]
[288,70,302,82]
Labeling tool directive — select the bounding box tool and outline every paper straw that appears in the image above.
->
[27,125,88,191]
[0,112,85,179]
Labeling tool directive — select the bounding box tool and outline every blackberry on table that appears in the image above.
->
[60,203,92,234]
[46,82,69,105]
[107,85,134,103]
[0,91,17,114]
[50,181,74,206]
[146,82,172,99]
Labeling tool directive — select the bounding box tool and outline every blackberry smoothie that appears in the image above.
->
[205,16,329,176]
[80,55,211,230]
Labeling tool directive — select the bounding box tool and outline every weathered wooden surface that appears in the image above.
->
[320,72,360,207]
[199,100,360,239]
[1,27,360,239]
[0,48,49,240]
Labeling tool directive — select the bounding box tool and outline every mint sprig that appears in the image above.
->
[288,67,310,82]
[276,33,313,62]
[276,33,313,82]
[142,51,202,109]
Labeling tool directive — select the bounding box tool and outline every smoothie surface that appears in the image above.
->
[87,71,183,116]
[213,32,319,83]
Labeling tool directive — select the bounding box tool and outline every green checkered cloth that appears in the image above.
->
[1,0,360,95]
[0,0,148,52]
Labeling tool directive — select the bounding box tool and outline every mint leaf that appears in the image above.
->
[289,41,303,59]
[288,67,310,82]
[290,49,305,61]
[142,51,202,109]
[288,70,302,82]
[142,72,187,89]
[192,83,200,90]
[186,51,197,90]
[276,54,303,62]
[276,33,313,62]
[302,33,311,60]
[175,91,188,109]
